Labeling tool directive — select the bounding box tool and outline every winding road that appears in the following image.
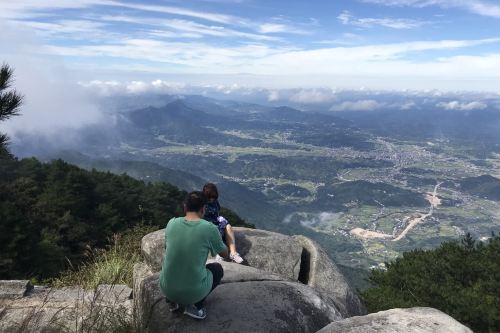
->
[392,182,443,242]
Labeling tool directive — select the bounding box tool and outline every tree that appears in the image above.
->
[362,233,500,333]
[0,63,23,157]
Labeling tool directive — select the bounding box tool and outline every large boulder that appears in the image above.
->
[316,307,473,333]
[232,227,303,280]
[293,235,366,317]
[134,261,343,333]
[142,227,304,280]
[140,227,365,317]
[142,229,166,272]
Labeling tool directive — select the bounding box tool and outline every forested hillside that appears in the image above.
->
[362,234,500,333]
[0,154,251,280]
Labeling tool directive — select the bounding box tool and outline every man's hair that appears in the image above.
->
[184,191,208,212]
[202,183,219,200]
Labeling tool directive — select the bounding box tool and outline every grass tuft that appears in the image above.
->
[51,224,158,290]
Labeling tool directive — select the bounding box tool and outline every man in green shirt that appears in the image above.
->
[160,191,228,320]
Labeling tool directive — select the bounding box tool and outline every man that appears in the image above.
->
[160,191,228,320]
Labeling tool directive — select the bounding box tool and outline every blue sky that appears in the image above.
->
[2,0,500,91]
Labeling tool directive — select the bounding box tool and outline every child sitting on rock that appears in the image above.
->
[202,183,244,264]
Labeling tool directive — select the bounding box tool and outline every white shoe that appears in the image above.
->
[230,252,244,264]
[215,254,224,261]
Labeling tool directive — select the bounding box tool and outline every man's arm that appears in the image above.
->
[218,247,229,260]
[209,224,229,259]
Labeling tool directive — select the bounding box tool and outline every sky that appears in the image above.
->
[2,0,500,92]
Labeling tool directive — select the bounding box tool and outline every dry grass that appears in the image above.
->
[51,225,158,290]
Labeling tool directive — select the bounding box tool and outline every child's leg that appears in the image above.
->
[224,224,244,264]
[224,224,237,255]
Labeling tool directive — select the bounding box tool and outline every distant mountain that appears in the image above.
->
[338,108,500,154]
[112,98,374,152]
[120,100,260,147]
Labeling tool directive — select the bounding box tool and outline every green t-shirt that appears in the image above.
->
[159,217,227,305]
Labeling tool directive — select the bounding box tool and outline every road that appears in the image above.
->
[392,182,443,242]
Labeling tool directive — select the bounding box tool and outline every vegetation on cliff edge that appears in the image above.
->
[0,156,253,281]
[362,233,500,333]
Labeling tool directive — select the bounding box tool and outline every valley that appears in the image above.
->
[25,96,500,287]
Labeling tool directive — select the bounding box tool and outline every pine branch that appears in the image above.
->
[0,64,14,92]
[0,90,23,121]
[0,133,8,145]
[0,133,11,157]
[0,64,22,158]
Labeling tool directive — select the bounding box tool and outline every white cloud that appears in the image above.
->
[33,36,500,91]
[257,22,309,35]
[1,0,245,25]
[42,37,500,73]
[106,1,245,25]
[148,18,279,41]
[330,100,383,111]
[9,19,113,41]
[362,0,500,19]
[0,0,111,19]
[338,10,427,29]
[267,90,280,102]
[315,33,364,46]
[79,79,192,96]
[289,89,337,104]
[4,1,500,92]
[258,23,290,33]
[437,100,488,110]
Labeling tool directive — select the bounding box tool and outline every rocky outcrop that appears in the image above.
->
[293,235,366,317]
[0,283,133,332]
[1,227,470,333]
[135,261,343,333]
[140,227,365,318]
[141,230,166,272]
[233,228,304,280]
[0,280,33,300]
[141,227,304,280]
[317,307,473,333]
[135,227,367,332]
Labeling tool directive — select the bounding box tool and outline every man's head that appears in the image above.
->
[184,191,208,217]
[202,183,219,202]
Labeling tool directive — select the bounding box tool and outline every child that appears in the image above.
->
[202,183,244,264]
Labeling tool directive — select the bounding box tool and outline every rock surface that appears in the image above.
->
[293,235,366,317]
[142,227,304,280]
[232,227,303,280]
[134,261,343,333]
[0,280,33,299]
[0,228,473,333]
[142,229,166,271]
[0,284,133,333]
[136,227,366,317]
[317,307,473,333]
[140,227,365,318]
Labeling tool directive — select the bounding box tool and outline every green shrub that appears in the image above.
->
[362,233,500,333]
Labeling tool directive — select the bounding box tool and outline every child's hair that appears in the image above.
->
[203,183,219,200]
[184,191,208,212]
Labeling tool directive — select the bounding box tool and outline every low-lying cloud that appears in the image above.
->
[0,23,103,138]
[437,100,487,111]
[330,99,383,111]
